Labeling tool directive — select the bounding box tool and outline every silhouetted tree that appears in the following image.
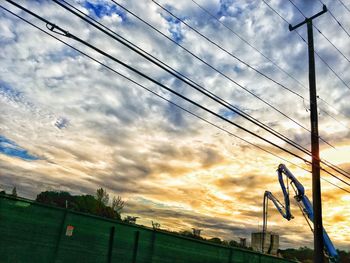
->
[36,191,74,208]
[96,188,109,206]
[111,196,124,213]
[36,190,123,221]
[74,195,98,214]
[152,221,161,230]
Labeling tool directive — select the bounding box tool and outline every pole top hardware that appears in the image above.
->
[289,5,327,31]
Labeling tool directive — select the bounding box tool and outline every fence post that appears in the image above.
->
[228,248,233,263]
[132,231,140,263]
[107,226,115,263]
[52,209,68,263]
[149,231,157,263]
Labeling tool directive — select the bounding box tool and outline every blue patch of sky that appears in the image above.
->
[0,81,22,102]
[55,117,69,129]
[0,135,39,161]
[0,81,36,110]
[161,5,185,43]
[219,108,238,119]
[233,65,243,73]
[165,103,187,128]
[83,1,127,21]
[46,47,80,63]
[217,0,243,18]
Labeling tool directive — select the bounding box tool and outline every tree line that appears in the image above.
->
[36,188,125,220]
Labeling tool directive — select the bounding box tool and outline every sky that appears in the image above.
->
[0,0,349,250]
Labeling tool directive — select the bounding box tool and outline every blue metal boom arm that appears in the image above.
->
[277,164,338,262]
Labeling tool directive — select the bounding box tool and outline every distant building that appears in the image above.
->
[239,238,247,248]
[192,228,202,238]
[251,232,279,255]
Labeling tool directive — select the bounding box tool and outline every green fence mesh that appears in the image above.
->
[0,195,294,263]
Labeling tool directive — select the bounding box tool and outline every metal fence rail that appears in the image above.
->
[0,195,294,263]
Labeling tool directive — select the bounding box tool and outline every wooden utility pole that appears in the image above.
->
[289,5,327,263]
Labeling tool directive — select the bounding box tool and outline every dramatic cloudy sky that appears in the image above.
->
[0,0,349,249]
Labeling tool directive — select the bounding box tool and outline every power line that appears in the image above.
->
[337,0,350,13]
[285,1,350,182]
[57,0,318,157]
[288,0,350,63]
[317,96,350,129]
[315,27,350,63]
[262,0,350,91]
[150,0,350,149]
[55,0,350,180]
[195,0,348,127]
[1,4,349,195]
[262,0,350,133]
[4,0,350,187]
[108,0,337,150]
[151,0,308,106]
[262,0,290,24]
[191,0,344,121]
[130,1,350,137]
[319,0,350,38]
[5,0,312,161]
[288,0,305,17]
[321,177,350,194]
[320,107,350,130]
[191,0,306,90]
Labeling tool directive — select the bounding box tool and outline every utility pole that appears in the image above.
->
[289,5,327,263]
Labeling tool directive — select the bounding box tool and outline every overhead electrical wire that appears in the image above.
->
[192,0,348,127]
[337,0,350,13]
[112,0,350,134]
[3,1,350,188]
[52,0,350,180]
[317,96,350,129]
[108,0,337,150]
[320,108,350,130]
[190,0,306,91]
[4,0,312,162]
[152,0,303,100]
[319,1,350,38]
[190,0,306,90]
[57,0,350,181]
[288,0,350,182]
[319,0,350,38]
[262,0,350,91]
[55,0,318,157]
[286,0,350,132]
[261,0,350,131]
[287,0,305,17]
[1,3,349,195]
[150,0,350,149]
[315,28,350,63]
[141,1,350,175]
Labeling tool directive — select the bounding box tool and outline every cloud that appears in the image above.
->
[0,0,349,250]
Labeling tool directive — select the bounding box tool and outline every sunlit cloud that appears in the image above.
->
[0,0,349,250]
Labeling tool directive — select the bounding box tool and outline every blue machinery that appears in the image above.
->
[262,164,338,262]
